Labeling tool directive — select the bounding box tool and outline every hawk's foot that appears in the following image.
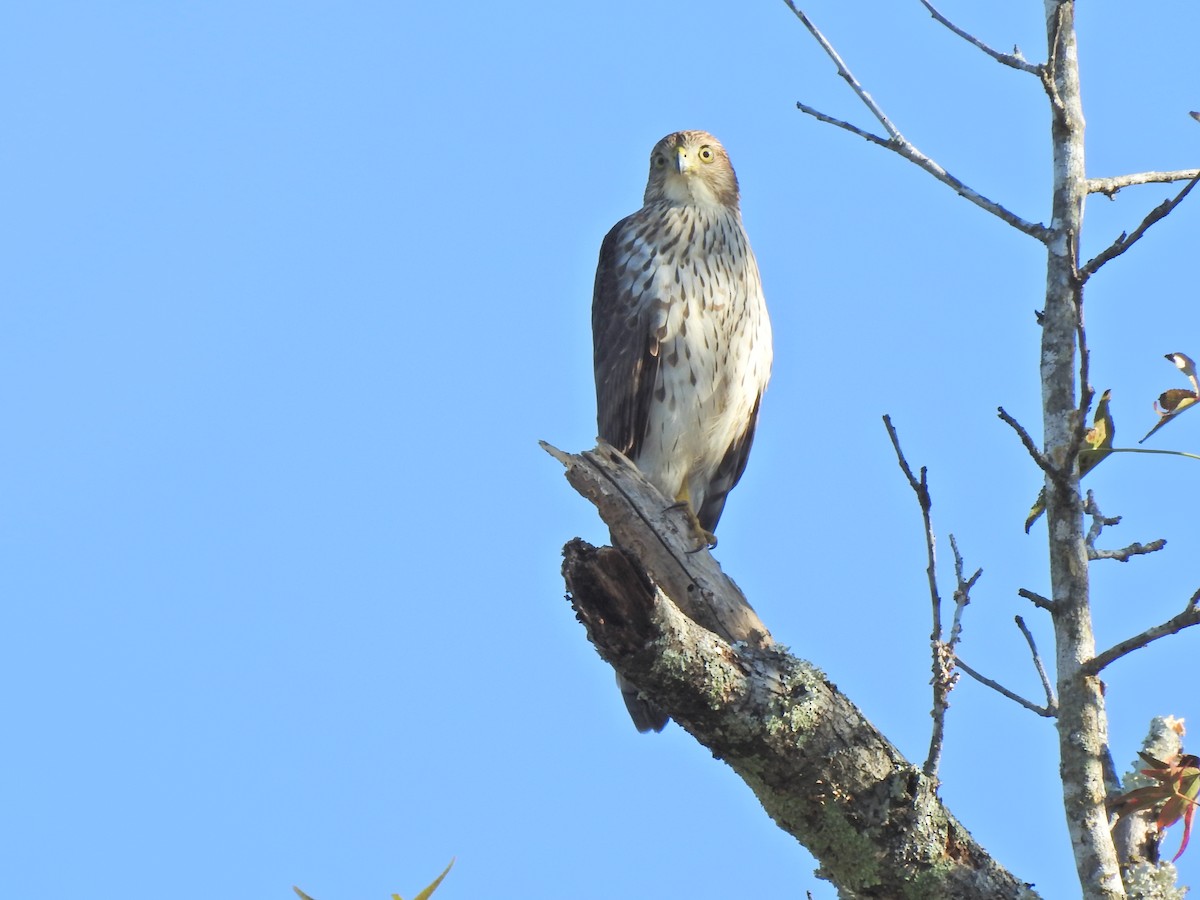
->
[663,499,717,551]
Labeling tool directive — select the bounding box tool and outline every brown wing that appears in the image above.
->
[592,213,660,459]
[696,393,763,533]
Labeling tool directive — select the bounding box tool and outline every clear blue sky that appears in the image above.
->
[4,2,1198,897]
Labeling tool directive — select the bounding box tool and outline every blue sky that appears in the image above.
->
[4,2,1198,897]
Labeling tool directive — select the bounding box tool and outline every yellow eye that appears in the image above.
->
[698,146,715,163]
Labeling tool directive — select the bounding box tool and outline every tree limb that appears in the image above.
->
[783,2,1050,241]
[1082,589,1200,676]
[997,406,1059,482]
[1083,493,1167,562]
[1018,588,1054,612]
[882,415,958,780]
[1089,542,1167,563]
[1088,169,1200,197]
[541,440,770,645]
[918,0,1041,74]
[1080,174,1200,280]
[1014,615,1057,714]
[547,442,1039,899]
[955,657,1054,717]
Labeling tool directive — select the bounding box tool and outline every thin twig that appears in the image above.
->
[956,657,1055,717]
[1014,615,1057,712]
[1018,587,1054,611]
[882,415,930,503]
[947,534,981,649]
[1091,541,1168,562]
[783,2,1050,242]
[1083,491,1120,548]
[917,0,1041,74]
[1083,590,1200,675]
[997,406,1054,475]
[1080,174,1200,280]
[923,534,983,778]
[1067,306,1093,477]
[783,1,900,139]
[793,102,888,146]
[1088,169,1200,198]
[1083,491,1168,561]
[882,416,953,779]
[1040,4,1066,118]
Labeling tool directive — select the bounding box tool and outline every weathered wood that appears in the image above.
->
[1039,4,1125,896]
[542,440,770,647]
[547,441,1039,899]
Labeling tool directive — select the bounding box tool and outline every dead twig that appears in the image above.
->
[947,534,981,650]
[1090,541,1168,563]
[956,657,1055,717]
[1080,174,1200,280]
[1083,589,1200,676]
[918,0,1041,74]
[783,1,1050,241]
[1018,588,1054,611]
[997,406,1056,477]
[882,416,954,779]
[1088,169,1200,198]
[1014,616,1056,713]
[1083,492,1167,562]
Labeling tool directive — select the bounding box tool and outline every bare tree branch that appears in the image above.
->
[1014,616,1057,713]
[948,534,981,651]
[1080,174,1200,280]
[1088,169,1200,197]
[1083,589,1200,676]
[1083,492,1167,562]
[1067,299,1092,476]
[1089,542,1168,563]
[956,657,1055,717]
[1018,588,1054,612]
[784,2,1051,241]
[782,1,899,138]
[540,441,770,645]
[882,416,955,779]
[548,442,1041,898]
[918,0,1041,74]
[793,101,888,145]
[926,534,981,775]
[1038,5,1067,118]
[997,406,1056,477]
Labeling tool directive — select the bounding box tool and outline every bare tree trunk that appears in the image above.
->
[1039,4,1123,896]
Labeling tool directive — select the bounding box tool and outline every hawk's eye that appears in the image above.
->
[698,146,715,163]
[653,154,666,168]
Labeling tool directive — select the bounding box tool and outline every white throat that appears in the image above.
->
[661,173,723,206]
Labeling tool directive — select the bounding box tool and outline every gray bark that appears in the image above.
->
[1039,4,1123,895]
[547,442,1039,899]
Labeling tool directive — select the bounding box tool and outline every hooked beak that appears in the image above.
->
[673,145,691,175]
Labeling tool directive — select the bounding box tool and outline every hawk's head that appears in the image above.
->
[643,130,740,209]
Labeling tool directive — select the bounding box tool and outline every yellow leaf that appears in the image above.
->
[411,858,455,900]
[1025,390,1113,531]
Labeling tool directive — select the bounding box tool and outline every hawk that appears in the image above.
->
[591,130,773,731]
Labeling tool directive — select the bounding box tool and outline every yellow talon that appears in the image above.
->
[665,491,717,551]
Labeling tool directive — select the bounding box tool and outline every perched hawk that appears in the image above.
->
[591,130,773,731]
